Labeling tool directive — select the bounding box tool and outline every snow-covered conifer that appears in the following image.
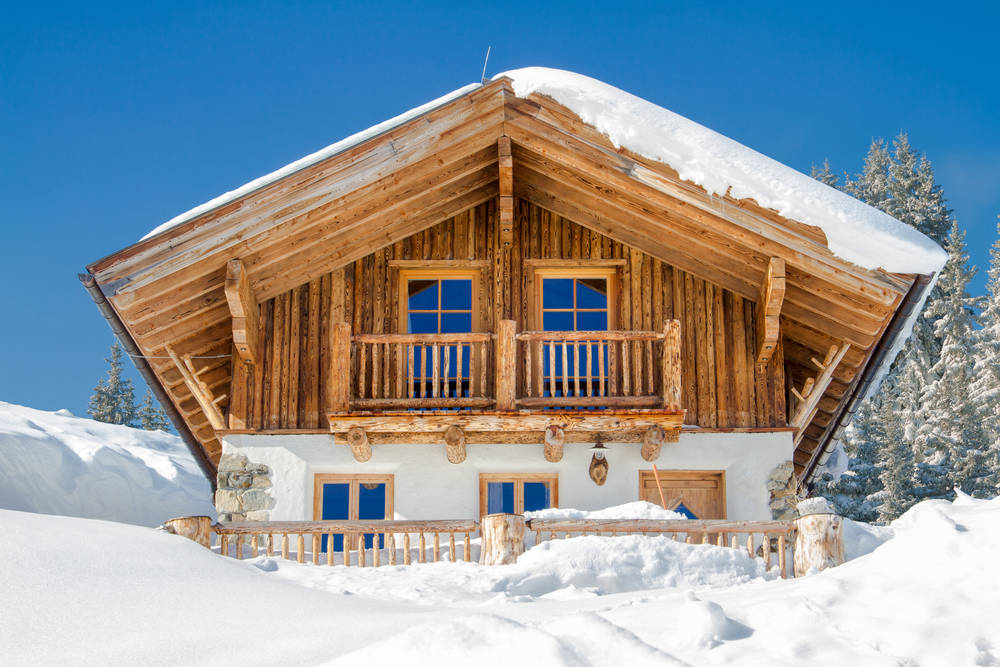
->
[88,342,137,427]
[137,390,170,432]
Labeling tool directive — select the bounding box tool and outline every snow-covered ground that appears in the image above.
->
[0,401,214,526]
[3,494,998,666]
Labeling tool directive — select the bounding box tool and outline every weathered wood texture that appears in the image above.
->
[793,513,845,576]
[479,513,526,565]
[231,200,786,431]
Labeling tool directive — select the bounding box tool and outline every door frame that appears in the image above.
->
[312,473,395,520]
[638,469,727,519]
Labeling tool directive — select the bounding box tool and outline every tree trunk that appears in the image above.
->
[793,513,844,576]
[479,513,525,565]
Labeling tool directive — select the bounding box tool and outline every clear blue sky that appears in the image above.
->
[2,1,998,417]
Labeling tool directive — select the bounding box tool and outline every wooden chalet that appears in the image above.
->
[83,69,941,526]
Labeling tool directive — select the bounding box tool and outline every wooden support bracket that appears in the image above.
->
[224,259,260,365]
[791,343,850,445]
[444,425,466,464]
[166,346,226,430]
[640,425,666,462]
[346,427,372,462]
[755,257,786,365]
[498,136,514,247]
[544,425,564,462]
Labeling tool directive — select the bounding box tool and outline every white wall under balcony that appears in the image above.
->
[221,430,794,522]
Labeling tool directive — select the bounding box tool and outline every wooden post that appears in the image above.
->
[755,257,785,365]
[661,320,682,411]
[495,320,516,411]
[544,425,564,462]
[479,513,526,565]
[444,425,466,464]
[328,322,352,412]
[794,513,845,577]
[640,425,666,462]
[162,516,213,548]
[346,426,372,462]
[498,136,514,247]
[224,258,260,364]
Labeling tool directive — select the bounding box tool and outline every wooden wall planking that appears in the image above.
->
[228,198,787,430]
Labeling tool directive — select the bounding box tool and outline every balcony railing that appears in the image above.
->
[328,320,681,413]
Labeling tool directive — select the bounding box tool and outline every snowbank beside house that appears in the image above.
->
[524,500,687,521]
[0,401,214,526]
[3,494,998,665]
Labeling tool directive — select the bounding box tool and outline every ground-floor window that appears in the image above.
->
[313,474,394,551]
[479,473,558,517]
[638,470,726,519]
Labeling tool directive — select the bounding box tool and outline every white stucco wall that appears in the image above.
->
[221,430,794,522]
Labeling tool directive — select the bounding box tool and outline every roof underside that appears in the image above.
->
[87,78,921,480]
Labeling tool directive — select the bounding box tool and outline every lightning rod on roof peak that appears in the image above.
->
[480,46,491,84]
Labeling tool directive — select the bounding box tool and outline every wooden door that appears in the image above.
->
[639,470,726,519]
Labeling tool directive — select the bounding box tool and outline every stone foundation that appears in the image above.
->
[767,460,801,520]
[215,451,275,522]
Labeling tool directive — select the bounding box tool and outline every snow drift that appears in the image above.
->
[0,401,214,526]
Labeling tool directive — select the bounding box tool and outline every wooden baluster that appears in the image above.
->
[609,340,619,395]
[431,345,440,398]
[598,340,606,396]
[404,533,412,565]
[419,346,427,398]
[327,534,335,566]
[281,534,289,560]
[524,341,532,397]
[561,340,569,397]
[312,534,321,565]
[456,343,464,398]
[621,340,631,396]
[479,340,488,398]
[419,533,426,563]
[746,534,754,559]
[384,342,390,399]
[533,339,543,397]
[449,532,457,562]
[342,535,349,566]
[464,532,471,562]
[573,342,581,397]
[731,535,738,549]
[442,343,450,398]
[548,341,556,397]
[374,533,381,567]
[267,533,274,557]
[358,535,366,567]
[716,533,724,547]
[219,533,228,557]
[778,534,787,578]
[685,534,693,544]
[297,534,305,563]
[645,339,654,395]
[549,531,556,542]
[235,535,244,560]
[372,342,381,399]
[633,340,642,396]
[407,344,415,398]
[250,534,259,558]
[395,343,403,399]
[388,534,397,565]
[763,535,771,569]
[358,343,367,399]
[433,533,441,562]
[586,341,593,396]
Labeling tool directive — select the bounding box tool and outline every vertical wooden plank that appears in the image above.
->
[693,277,711,426]
[772,338,787,426]
[304,279,320,428]
[318,273,332,428]
[328,322,352,412]
[682,272,697,425]
[267,294,285,429]
[703,282,717,427]
[662,320,682,411]
[731,295,751,426]
[228,348,249,430]
[496,320,516,410]
[287,287,301,428]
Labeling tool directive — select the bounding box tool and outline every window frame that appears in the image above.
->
[312,473,395,521]
[531,266,618,331]
[478,472,559,517]
[397,267,481,334]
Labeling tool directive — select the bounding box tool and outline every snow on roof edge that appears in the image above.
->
[139,82,482,241]
[494,67,947,276]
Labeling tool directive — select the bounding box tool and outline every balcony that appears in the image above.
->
[326,320,684,447]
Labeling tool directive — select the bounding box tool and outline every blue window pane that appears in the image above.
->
[408,280,438,310]
[487,482,515,514]
[577,279,608,308]
[441,312,472,333]
[440,279,472,310]
[321,483,350,552]
[359,482,387,549]
[408,312,438,334]
[543,279,574,309]
[673,502,699,519]
[576,310,608,331]
[543,311,574,331]
[523,482,551,512]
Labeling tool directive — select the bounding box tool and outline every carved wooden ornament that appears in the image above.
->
[589,454,609,486]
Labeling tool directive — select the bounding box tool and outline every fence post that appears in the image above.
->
[480,513,525,565]
[162,516,213,548]
[793,512,845,576]
[495,320,516,411]
[661,320,682,411]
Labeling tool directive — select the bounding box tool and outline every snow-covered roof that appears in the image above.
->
[140,67,945,277]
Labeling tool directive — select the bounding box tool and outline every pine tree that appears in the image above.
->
[876,401,918,522]
[815,399,884,521]
[915,220,984,498]
[810,159,839,187]
[137,389,170,432]
[88,341,138,427]
[971,217,1000,496]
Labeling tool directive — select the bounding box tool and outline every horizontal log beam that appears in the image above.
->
[327,410,685,434]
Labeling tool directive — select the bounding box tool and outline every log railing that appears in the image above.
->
[349,333,493,410]
[526,518,797,578]
[515,321,682,410]
[214,520,479,566]
[329,320,682,413]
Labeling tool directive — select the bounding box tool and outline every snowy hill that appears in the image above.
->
[2,495,998,665]
[0,401,214,526]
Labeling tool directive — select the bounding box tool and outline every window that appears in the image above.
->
[533,267,616,331]
[398,269,479,334]
[478,473,558,517]
[313,474,394,551]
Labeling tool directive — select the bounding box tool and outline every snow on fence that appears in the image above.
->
[213,520,479,566]
[526,518,797,578]
[166,513,842,577]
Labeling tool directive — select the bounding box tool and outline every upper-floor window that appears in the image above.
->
[535,267,616,331]
[399,269,479,333]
